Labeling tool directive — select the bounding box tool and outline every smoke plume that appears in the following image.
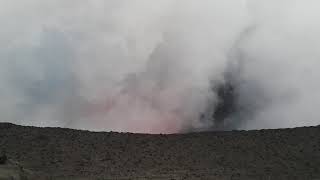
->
[0,0,320,133]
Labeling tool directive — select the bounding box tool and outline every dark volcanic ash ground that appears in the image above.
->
[0,123,319,179]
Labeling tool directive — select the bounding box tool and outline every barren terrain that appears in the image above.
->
[0,123,319,179]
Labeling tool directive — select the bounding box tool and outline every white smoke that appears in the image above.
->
[234,0,320,129]
[0,0,319,133]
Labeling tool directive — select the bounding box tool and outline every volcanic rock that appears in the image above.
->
[0,123,319,179]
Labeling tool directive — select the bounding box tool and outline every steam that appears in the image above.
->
[0,0,320,133]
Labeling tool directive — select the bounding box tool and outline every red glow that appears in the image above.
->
[85,86,188,134]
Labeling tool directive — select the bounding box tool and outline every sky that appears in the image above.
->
[0,0,320,133]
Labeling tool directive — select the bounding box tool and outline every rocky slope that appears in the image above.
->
[0,123,319,179]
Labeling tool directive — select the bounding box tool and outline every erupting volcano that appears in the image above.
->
[0,0,320,133]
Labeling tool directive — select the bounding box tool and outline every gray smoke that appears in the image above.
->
[0,0,319,133]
